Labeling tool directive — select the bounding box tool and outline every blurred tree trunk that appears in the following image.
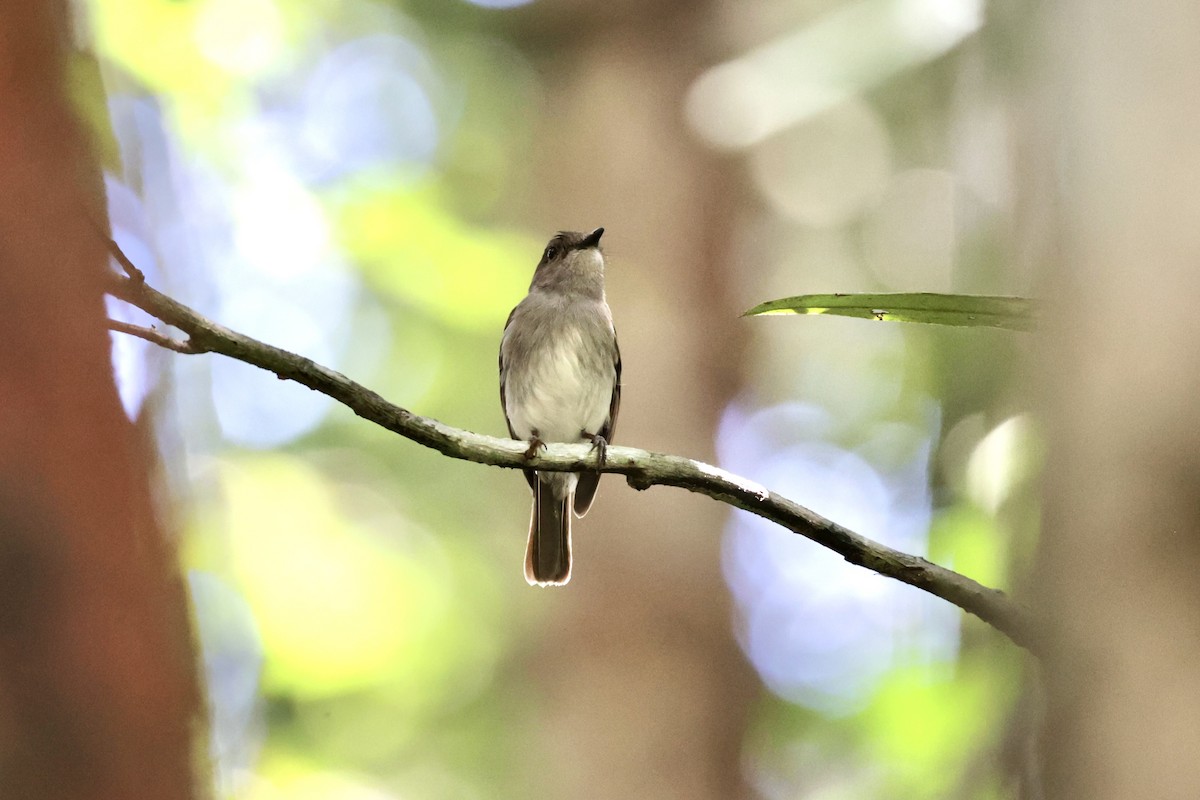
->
[1032,2,1200,798]
[512,4,758,798]
[0,4,204,798]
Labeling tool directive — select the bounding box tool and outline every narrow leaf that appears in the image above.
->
[743,293,1036,331]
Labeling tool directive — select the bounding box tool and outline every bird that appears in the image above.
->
[499,227,621,586]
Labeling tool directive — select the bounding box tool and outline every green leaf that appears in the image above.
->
[743,293,1036,331]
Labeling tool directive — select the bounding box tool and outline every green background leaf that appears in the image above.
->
[745,293,1037,331]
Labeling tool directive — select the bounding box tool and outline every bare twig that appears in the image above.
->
[95,224,146,282]
[105,320,204,354]
[102,243,1040,653]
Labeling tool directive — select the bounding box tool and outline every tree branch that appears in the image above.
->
[105,320,203,354]
[103,251,1039,653]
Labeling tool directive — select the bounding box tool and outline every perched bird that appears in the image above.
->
[499,228,621,586]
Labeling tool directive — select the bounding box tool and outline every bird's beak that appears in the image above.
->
[579,227,604,249]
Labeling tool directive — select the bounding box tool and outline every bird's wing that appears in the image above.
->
[573,337,621,516]
[500,306,536,492]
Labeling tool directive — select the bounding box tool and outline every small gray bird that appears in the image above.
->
[500,227,621,586]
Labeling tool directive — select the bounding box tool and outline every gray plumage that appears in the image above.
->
[500,228,621,586]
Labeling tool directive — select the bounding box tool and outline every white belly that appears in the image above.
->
[506,327,612,445]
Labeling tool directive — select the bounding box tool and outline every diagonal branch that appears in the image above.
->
[103,252,1039,653]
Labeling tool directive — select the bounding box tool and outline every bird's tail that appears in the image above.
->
[525,477,572,586]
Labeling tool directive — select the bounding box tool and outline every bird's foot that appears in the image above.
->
[523,433,547,460]
[582,430,608,469]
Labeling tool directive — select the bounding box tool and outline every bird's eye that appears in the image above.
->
[543,246,559,262]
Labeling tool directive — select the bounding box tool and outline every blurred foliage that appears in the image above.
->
[329,174,535,329]
[215,455,498,701]
[70,51,122,172]
[863,657,1017,796]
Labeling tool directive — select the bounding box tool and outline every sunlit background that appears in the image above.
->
[85,0,1039,796]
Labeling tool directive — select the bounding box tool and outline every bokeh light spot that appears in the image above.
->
[719,402,958,714]
[231,166,331,280]
[301,35,440,177]
[210,295,336,448]
[686,0,985,149]
[966,414,1040,513]
[194,0,285,77]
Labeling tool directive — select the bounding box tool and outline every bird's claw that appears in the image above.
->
[582,430,608,469]
[523,435,546,460]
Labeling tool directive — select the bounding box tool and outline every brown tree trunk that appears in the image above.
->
[1032,2,1200,797]
[0,4,204,798]
[511,5,758,798]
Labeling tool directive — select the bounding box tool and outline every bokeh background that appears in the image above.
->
[84,0,1039,797]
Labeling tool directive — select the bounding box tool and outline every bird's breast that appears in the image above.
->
[505,324,614,444]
